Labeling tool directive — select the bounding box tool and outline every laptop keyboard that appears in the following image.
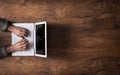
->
[12,23,35,56]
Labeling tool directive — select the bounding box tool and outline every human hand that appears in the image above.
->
[6,39,29,53]
[8,25,29,37]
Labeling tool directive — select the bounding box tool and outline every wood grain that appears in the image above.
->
[0,0,120,75]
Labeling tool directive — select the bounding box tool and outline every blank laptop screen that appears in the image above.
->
[36,24,45,55]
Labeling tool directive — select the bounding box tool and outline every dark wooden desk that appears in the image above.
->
[0,0,120,75]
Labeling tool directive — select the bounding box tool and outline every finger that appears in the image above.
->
[18,33,25,37]
[20,40,26,44]
[20,29,29,37]
[20,42,25,45]
[25,42,29,45]
[21,47,28,50]
[25,32,28,37]
[22,37,25,39]
[20,41,29,45]
[22,46,27,49]
[25,30,29,36]
[21,48,26,51]
[22,30,29,37]
[20,32,26,36]
[22,46,28,50]
[20,28,26,31]
[26,44,29,48]
[23,39,29,43]
[19,35,25,37]
[21,42,29,47]
[17,35,23,38]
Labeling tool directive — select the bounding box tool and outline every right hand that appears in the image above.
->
[6,39,29,53]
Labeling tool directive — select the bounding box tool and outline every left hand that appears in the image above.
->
[8,26,29,37]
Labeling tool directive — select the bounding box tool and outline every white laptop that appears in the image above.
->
[12,22,47,58]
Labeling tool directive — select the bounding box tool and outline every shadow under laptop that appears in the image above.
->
[47,23,72,59]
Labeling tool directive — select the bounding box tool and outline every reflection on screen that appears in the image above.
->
[36,24,45,55]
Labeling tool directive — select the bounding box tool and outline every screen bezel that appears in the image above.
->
[34,21,47,58]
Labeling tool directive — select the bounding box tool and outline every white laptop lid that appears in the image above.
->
[34,22,47,57]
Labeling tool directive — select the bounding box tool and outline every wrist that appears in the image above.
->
[7,25,15,32]
[6,46,14,53]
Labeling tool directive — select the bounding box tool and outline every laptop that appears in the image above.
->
[12,22,47,58]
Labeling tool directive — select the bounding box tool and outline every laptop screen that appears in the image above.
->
[36,24,45,55]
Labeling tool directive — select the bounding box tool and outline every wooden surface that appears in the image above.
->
[0,0,120,75]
